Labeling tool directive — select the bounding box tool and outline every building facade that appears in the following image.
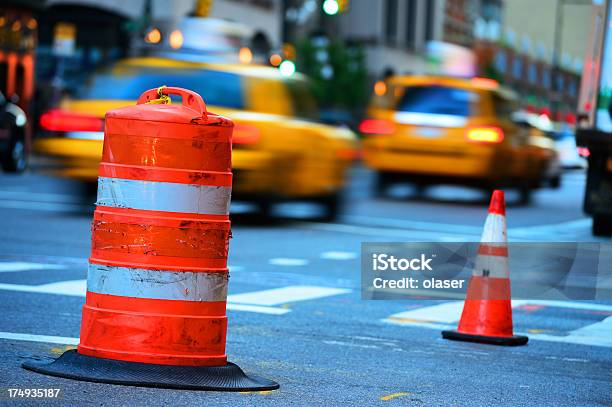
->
[2,0,593,117]
[336,0,444,77]
[474,0,591,115]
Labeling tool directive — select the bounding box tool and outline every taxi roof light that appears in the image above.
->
[470,77,498,89]
[466,126,504,144]
[39,109,104,132]
[359,119,395,135]
[232,123,261,145]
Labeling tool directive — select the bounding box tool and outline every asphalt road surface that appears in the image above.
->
[0,166,610,406]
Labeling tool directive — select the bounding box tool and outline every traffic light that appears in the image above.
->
[322,0,339,15]
[322,0,349,15]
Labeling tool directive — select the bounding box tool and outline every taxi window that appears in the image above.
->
[77,66,244,109]
[285,79,319,121]
[396,86,475,116]
[492,93,518,119]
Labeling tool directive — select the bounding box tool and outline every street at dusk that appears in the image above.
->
[0,168,610,405]
[0,0,611,406]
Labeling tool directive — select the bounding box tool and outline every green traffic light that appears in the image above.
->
[322,0,339,15]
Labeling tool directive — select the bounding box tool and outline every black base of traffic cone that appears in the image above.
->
[22,350,279,391]
[442,330,528,346]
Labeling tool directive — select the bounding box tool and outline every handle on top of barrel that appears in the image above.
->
[137,86,208,119]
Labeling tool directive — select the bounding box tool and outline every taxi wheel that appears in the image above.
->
[317,192,342,222]
[374,172,392,197]
[256,200,273,218]
[1,131,27,173]
[518,184,533,205]
[79,182,99,205]
[413,183,428,196]
[550,175,561,189]
[592,215,612,236]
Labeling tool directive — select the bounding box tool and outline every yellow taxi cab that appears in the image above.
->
[35,57,357,219]
[360,75,558,203]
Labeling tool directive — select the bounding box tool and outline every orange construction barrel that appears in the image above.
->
[22,86,279,391]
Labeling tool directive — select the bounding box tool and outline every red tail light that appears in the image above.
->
[358,119,395,135]
[466,126,504,144]
[39,109,104,132]
[232,123,261,145]
[577,147,590,158]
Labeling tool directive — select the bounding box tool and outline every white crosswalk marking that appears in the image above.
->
[268,258,309,266]
[227,303,290,315]
[530,316,612,348]
[0,189,89,212]
[0,280,349,315]
[228,285,351,306]
[320,251,358,260]
[0,262,65,273]
[0,280,85,296]
[384,300,612,348]
[0,331,79,345]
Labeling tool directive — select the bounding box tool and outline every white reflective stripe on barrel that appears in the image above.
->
[87,263,228,301]
[96,177,231,215]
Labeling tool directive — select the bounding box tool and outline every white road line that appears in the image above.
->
[529,317,612,348]
[268,258,309,266]
[299,222,478,241]
[299,217,594,241]
[385,319,452,330]
[0,331,79,345]
[227,285,351,306]
[343,215,483,235]
[0,281,348,314]
[509,219,592,235]
[385,300,612,325]
[0,280,290,314]
[383,300,612,348]
[320,251,358,260]
[0,200,89,212]
[386,301,471,324]
[544,356,589,363]
[0,190,81,203]
[226,303,290,315]
[0,262,65,273]
[521,300,612,312]
[344,215,593,237]
[0,280,86,296]
[0,255,87,265]
[322,340,379,349]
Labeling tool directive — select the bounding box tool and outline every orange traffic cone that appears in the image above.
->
[442,190,528,346]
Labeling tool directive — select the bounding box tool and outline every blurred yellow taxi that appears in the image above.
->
[35,57,357,219]
[360,76,558,203]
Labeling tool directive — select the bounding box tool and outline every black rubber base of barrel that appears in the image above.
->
[22,350,279,391]
[442,330,528,346]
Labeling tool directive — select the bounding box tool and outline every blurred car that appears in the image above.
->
[360,76,559,202]
[34,57,357,219]
[552,127,587,169]
[0,92,28,173]
[514,110,584,171]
